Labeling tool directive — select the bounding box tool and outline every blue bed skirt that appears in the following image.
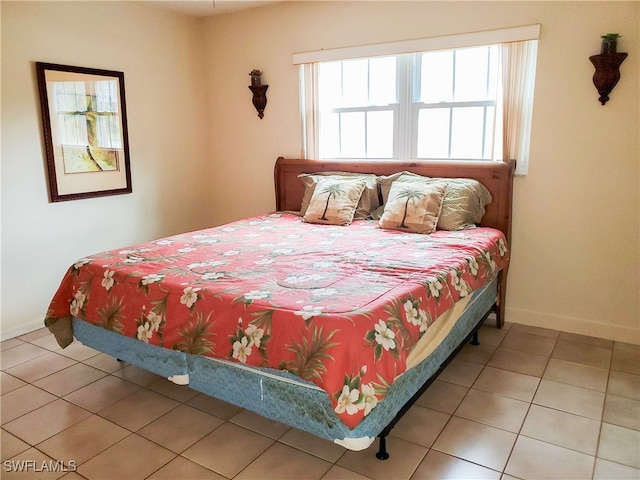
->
[72,277,497,450]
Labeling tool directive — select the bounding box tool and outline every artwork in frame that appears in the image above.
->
[36,62,132,202]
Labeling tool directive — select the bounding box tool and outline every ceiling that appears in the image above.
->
[146,0,278,17]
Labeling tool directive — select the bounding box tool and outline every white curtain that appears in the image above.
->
[299,63,319,159]
[501,40,539,175]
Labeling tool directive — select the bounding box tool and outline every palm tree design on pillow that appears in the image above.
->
[320,182,346,220]
[396,186,425,228]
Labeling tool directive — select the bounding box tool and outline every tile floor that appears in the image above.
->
[1,321,639,480]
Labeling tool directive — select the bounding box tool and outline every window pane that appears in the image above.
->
[342,60,368,107]
[484,106,495,159]
[366,111,394,158]
[340,112,365,157]
[417,109,450,158]
[319,62,342,109]
[450,107,484,158]
[320,111,340,158]
[369,57,396,106]
[95,80,118,113]
[419,51,453,103]
[454,47,489,101]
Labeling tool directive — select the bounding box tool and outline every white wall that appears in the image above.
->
[202,1,639,343]
[1,2,211,338]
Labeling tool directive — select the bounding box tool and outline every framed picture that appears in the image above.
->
[36,62,132,202]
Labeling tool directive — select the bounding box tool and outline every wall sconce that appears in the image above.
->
[248,69,268,119]
[589,33,627,105]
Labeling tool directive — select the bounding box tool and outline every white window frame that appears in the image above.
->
[294,25,539,175]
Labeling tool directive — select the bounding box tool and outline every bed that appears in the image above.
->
[45,157,515,457]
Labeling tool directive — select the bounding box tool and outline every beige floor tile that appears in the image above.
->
[322,465,371,479]
[98,388,179,431]
[5,352,77,383]
[603,394,640,431]
[472,366,540,402]
[476,323,509,347]
[411,449,501,480]
[236,442,332,480]
[183,422,273,478]
[454,389,529,433]
[500,331,556,356]
[56,341,100,362]
[611,348,640,375]
[63,375,141,412]
[487,347,548,377]
[33,363,107,397]
[607,370,640,400]
[437,359,484,387]
[1,343,51,369]
[111,363,163,386]
[505,435,594,480]
[147,377,199,402]
[3,399,92,445]
[509,323,559,339]
[598,423,640,468]
[1,429,30,461]
[337,436,427,480]
[230,408,291,439]
[0,372,27,395]
[186,393,243,420]
[455,342,497,365]
[593,458,640,479]
[1,338,25,351]
[138,404,224,453]
[17,327,50,342]
[30,334,65,352]
[77,433,175,480]
[533,379,605,420]
[1,384,57,425]
[552,339,612,369]
[390,405,450,447]
[432,416,516,471]
[520,404,601,455]
[543,357,609,392]
[82,353,126,373]
[146,456,227,480]
[37,415,130,465]
[559,331,614,349]
[279,428,346,463]
[2,447,67,480]
[614,341,640,354]
[416,380,468,414]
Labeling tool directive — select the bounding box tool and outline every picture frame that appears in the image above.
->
[36,62,132,202]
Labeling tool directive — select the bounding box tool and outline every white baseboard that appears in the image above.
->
[1,318,47,342]
[506,307,640,345]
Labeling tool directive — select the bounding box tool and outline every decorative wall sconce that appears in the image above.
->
[248,69,268,119]
[589,33,627,105]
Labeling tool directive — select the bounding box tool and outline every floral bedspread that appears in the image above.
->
[46,213,508,429]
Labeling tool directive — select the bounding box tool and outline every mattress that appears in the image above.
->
[46,212,508,432]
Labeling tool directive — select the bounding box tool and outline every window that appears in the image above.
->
[295,25,539,174]
[53,80,122,150]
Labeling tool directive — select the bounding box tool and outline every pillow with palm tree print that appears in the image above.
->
[379,173,492,230]
[299,172,379,219]
[379,181,446,234]
[302,177,367,226]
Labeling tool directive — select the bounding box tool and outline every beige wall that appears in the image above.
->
[2,1,638,344]
[202,1,639,343]
[1,1,211,338]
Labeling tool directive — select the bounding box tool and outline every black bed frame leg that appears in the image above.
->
[470,329,480,346]
[376,436,390,460]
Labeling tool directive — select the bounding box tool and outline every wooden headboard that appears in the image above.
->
[274,157,516,244]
